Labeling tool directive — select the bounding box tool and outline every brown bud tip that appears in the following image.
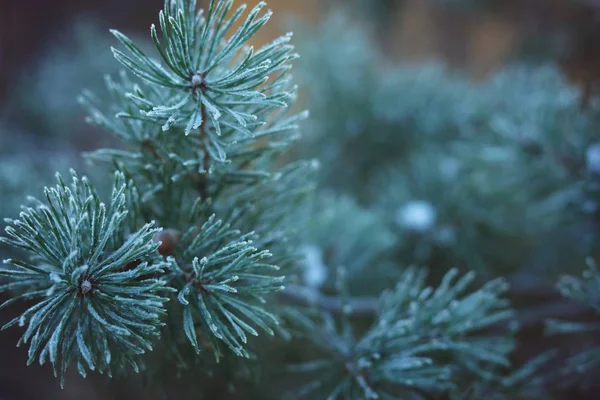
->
[80,280,93,295]
[154,229,182,256]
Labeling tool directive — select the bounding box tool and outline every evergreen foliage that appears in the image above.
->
[1,0,599,398]
[294,16,599,277]
[288,10,600,399]
[0,171,171,385]
[287,268,515,399]
[2,0,312,392]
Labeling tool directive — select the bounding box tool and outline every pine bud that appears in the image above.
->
[396,200,437,233]
[79,279,93,296]
[192,73,202,84]
[191,71,205,89]
[154,229,182,256]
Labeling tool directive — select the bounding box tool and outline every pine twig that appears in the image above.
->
[281,275,591,327]
[281,284,378,317]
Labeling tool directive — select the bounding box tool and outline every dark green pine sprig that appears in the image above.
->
[285,267,516,399]
[168,213,285,360]
[66,0,307,380]
[110,0,298,137]
[0,0,309,392]
[0,171,172,386]
[79,0,306,207]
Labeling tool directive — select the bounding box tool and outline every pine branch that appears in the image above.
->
[281,283,378,317]
[282,274,588,326]
[2,0,309,387]
[166,215,285,359]
[285,267,517,399]
[0,171,173,386]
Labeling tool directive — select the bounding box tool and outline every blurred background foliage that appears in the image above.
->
[2,0,600,398]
